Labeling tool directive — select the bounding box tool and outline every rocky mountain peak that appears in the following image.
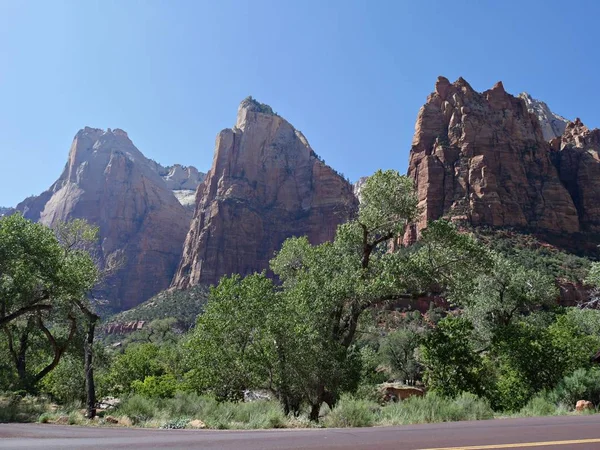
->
[407,76,579,241]
[236,96,279,131]
[172,98,357,289]
[518,92,569,141]
[16,127,193,310]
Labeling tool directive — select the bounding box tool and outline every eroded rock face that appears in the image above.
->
[172,98,357,288]
[550,119,600,232]
[408,77,579,238]
[16,127,192,310]
[158,164,206,191]
[519,92,569,141]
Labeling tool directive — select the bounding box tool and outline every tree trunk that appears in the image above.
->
[84,313,98,419]
[309,402,321,422]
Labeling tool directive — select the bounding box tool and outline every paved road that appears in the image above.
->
[1,415,600,449]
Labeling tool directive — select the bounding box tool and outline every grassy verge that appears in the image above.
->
[1,391,596,429]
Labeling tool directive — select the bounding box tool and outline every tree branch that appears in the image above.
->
[34,314,77,383]
[0,303,52,327]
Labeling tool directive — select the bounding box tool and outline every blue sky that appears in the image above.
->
[1,0,599,206]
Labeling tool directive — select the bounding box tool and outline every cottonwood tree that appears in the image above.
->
[460,254,557,345]
[0,215,99,415]
[189,170,491,420]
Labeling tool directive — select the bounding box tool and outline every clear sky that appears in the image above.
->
[1,0,599,206]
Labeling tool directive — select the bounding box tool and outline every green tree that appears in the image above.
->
[489,321,563,411]
[0,215,99,393]
[379,325,424,384]
[188,170,490,420]
[420,316,485,398]
[461,254,557,343]
[103,343,165,395]
[186,273,279,402]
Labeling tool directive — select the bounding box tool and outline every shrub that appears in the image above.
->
[131,375,178,399]
[377,393,493,426]
[518,393,567,417]
[162,391,213,418]
[551,368,600,409]
[161,418,190,429]
[0,394,51,423]
[116,395,158,424]
[322,395,377,428]
[40,355,85,404]
[115,393,289,429]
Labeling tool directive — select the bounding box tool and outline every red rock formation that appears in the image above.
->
[172,98,357,288]
[17,127,191,310]
[103,321,146,335]
[550,119,600,232]
[408,77,580,239]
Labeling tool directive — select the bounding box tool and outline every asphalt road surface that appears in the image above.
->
[2,415,600,449]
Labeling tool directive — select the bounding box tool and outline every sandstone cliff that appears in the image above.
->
[17,127,192,310]
[519,92,569,141]
[407,77,580,239]
[172,97,357,288]
[550,119,600,232]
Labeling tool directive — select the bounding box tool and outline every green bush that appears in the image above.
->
[323,395,377,428]
[162,391,212,417]
[115,393,288,429]
[551,368,600,409]
[0,394,52,423]
[202,400,287,430]
[132,375,178,399]
[117,395,158,424]
[518,393,567,417]
[40,355,85,404]
[378,393,493,426]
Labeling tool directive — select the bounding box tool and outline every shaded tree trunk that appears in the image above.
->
[81,308,100,419]
[309,402,321,422]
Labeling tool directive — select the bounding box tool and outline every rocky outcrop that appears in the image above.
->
[407,77,580,239]
[159,164,205,191]
[16,127,192,310]
[143,163,205,211]
[103,321,146,335]
[519,92,569,141]
[550,119,600,232]
[172,97,357,288]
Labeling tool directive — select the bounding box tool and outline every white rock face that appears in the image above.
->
[158,164,206,191]
[519,92,569,141]
[172,189,197,209]
[145,162,206,206]
[353,176,368,202]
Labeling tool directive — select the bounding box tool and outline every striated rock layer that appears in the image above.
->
[407,76,580,240]
[550,119,600,232]
[17,128,192,310]
[172,98,357,288]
